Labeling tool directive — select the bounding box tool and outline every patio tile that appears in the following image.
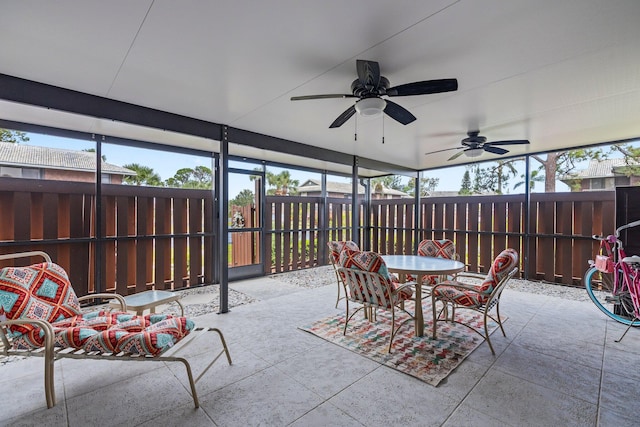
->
[273,339,379,400]
[200,365,324,426]
[2,402,67,427]
[58,357,164,399]
[167,345,271,397]
[442,401,517,427]
[65,367,194,426]
[598,406,638,427]
[136,403,216,427]
[0,370,65,423]
[491,342,601,403]
[288,402,366,427]
[462,369,597,426]
[602,343,640,381]
[328,366,459,426]
[436,359,490,401]
[599,370,639,416]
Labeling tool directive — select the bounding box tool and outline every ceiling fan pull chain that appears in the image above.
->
[354,114,358,141]
[382,114,385,144]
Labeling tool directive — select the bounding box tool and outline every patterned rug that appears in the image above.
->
[300,302,503,386]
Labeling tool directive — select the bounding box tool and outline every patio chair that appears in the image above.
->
[431,248,519,355]
[338,249,414,353]
[327,240,360,308]
[409,239,460,298]
[0,251,231,409]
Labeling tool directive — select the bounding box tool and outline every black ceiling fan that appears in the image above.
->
[291,59,458,128]
[425,131,530,161]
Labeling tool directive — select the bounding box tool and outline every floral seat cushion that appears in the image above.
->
[432,248,519,306]
[339,249,413,302]
[1,262,193,357]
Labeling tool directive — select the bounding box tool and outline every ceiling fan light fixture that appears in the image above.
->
[465,148,484,158]
[355,97,386,117]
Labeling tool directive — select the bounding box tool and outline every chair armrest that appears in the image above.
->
[78,293,127,311]
[432,281,480,293]
[394,282,417,294]
[0,318,56,349]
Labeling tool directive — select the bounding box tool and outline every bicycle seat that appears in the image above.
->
[622,255,640,265]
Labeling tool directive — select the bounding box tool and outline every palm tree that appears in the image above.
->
[122,163,163,186]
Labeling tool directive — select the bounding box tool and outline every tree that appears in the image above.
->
[513,168,545,191]
[165,166,213,189]
[530,148,604,192]
[459,170,472,195]
[122,163,163,186]
[231,189,255,207]
[0,128,29,143]
[470,160,518,194]
[265,170,299,195]
[403,176,440,196]
[371,175,404,192]
[82,148,107,162]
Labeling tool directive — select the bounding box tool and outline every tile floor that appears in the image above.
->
[1,276,639,426]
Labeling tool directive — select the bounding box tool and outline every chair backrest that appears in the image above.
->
[0,262,81,337]
[338,249,396,308]
[417,239,457,260]
[478,248,519,295]
[327,241,359,266]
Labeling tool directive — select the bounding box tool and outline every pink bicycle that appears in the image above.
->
[584,219,640,341]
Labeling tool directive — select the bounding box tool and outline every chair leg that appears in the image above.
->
[44,349,55,408]
[432,296,438,339]
[495,302,506,337]
[388,307,396,353]
[483,310,496,355]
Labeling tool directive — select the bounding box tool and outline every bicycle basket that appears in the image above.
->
[595,240,614,273]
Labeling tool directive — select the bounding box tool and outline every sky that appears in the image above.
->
[22,131,625,197]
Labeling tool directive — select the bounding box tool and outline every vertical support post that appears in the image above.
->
[217,126,229,313]
[523,155,531,279]
[94,134,104,293]
[361,177,371,251]
[320,172,328,264]
[351,156,359,246]
[414,171,421,252]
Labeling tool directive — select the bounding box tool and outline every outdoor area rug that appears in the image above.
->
[300,303,503,386]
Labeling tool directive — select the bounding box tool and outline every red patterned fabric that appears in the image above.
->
[0,263,81,338]
[432,248,519,306]
[327,241,359,265]
[339,249,413,303]
[411,239,457,285]
[1,263,194,356]
[417,239,456,259]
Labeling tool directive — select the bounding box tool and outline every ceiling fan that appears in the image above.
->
[291,59,458,128]
[425,131,530,161]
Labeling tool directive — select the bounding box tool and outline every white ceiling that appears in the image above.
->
[1,0,639,176]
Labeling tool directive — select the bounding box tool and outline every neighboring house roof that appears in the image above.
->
[297,178,409,197]
[0,142,135,175]
[560,158,640,181]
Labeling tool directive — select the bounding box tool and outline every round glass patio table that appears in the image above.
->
[382,255,465,337]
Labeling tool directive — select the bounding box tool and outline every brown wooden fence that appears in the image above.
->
[369,192,615,285]
[0,177,215,297]
[0,177,618,296]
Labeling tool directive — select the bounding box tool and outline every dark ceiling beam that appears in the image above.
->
[0,73,414,175]
[0,73,221,140]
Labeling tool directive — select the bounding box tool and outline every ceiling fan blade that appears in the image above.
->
[386,79,458,96]
[329,105,356,128]
[448,150,466,161]
[383,100,416,125]
[484,145,509,155]
[425,147,463,155]
[486,139,530,146]
[356,60,381,90]
[291,94,356,101]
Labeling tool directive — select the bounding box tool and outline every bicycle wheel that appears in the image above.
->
[584,266,638,326]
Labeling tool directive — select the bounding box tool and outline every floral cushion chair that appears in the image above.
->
[338,249,414,352]
[431,248,519,355]
[0,251,231,409]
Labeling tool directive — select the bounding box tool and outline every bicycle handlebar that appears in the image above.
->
[616,219,640,237]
